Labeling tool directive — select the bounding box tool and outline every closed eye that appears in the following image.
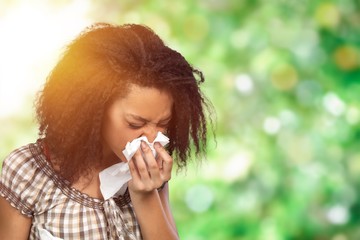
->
[128,123,145,129]
[157,122,170,128]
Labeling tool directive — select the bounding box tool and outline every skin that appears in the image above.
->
[102,84,178,238]
[0,197,32,239]
[0,84,179,239]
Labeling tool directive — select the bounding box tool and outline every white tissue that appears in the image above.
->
[99,162,132,200]
[122,132,169,161]
[99,132,169,200]
[38,228,63,240]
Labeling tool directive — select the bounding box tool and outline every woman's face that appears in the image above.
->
[101,84,173,163]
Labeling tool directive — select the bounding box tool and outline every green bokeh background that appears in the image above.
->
[1,0,360,239]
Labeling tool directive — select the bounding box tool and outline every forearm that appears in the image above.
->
[158,183,177,234]
[129,189,179,240]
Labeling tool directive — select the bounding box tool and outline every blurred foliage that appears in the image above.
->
[1,0,360,239]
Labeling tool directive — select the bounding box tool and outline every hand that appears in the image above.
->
[127,141,173,194]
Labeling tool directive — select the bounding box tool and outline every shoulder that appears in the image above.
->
[2,142,37,167]
[1,142,40,185]
[0,141,45,216]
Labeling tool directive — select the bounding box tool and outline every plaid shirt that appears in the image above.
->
[0,141,142,240]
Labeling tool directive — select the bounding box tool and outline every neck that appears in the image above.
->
[101,148,125,169]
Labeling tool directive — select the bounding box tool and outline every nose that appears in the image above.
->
[143,126,158,143]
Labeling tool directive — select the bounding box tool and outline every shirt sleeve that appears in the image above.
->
[0,145,38,217]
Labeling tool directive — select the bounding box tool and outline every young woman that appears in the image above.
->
[0,23,211,239]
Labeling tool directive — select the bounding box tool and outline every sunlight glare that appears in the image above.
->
[0,1,91,117]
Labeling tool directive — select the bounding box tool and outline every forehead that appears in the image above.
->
[111,84,173,120]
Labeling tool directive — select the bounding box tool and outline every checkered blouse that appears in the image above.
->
[0,141,142,239]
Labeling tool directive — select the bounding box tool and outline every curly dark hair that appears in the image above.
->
[36,23,213,183]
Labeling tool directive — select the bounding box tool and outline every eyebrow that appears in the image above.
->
[125,114,172,123]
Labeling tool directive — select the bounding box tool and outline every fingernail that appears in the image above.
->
[154,142,161,148]
[141,141,147,149]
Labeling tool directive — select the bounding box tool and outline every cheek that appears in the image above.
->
[102,119,141,156]
[102,116,125,152]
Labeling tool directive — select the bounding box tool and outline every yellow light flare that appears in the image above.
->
[0,1,92,118]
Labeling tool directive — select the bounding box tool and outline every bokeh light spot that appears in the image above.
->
[230,29,250,49]
[277,133,313,164]
[279,110,298,129]
[347,154,360,177]
[315,3,341,29]
[222,152,253,181]
[326,205,349,225]
[263,116,281,135]
[185,184,214,213]
[346,106,360,125]
[322,92,346,116]
[270,64,298,91]
[235,74,254,95]
[333,45,359,71]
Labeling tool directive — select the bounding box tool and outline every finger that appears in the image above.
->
[133,148,151,181]
[128,158,141,182]
[140,141,162,183]
[155,154,163,169]
[154,142,173,181]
